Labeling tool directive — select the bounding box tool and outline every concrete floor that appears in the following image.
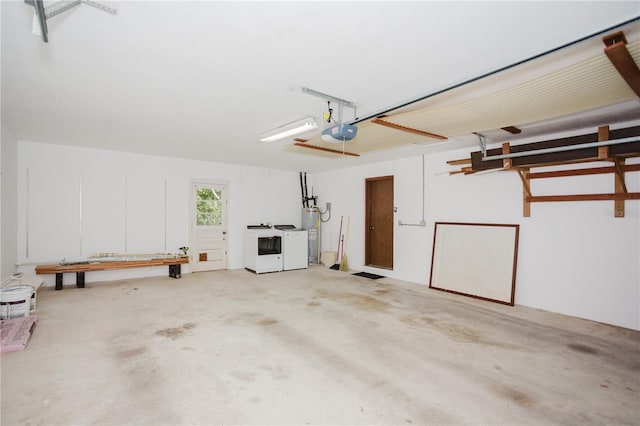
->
[2,266,639,425]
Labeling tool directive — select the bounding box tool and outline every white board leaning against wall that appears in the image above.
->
[429,222,520,305]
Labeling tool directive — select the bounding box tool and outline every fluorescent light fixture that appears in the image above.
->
[259,117,317,143]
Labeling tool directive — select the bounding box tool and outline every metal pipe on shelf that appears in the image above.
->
[481,136,640,161]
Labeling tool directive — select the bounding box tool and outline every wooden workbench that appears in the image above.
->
[35,257,189,290]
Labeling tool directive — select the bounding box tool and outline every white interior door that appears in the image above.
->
[190,181,228,272]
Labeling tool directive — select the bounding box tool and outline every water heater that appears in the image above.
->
[301,207,320,264]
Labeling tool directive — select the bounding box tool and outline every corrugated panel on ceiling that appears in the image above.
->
[291,39,640,158]
[386,39,640,137]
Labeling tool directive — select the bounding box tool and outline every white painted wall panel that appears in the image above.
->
[1,123,19,277]
[165,177,190,253]
[81,174,126,255]
[27,166,80,262]
[125,175,165,253]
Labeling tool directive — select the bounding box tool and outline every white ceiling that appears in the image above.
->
[2,1,639,172]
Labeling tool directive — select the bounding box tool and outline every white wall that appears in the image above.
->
[1,122,19,278]
[16,141,301,285]
[11,136,640,330]
[312,142,640,331]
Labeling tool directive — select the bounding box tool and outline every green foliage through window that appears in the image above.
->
[196,187,222,226]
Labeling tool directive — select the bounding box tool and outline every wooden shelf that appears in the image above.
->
[447,125,640,217]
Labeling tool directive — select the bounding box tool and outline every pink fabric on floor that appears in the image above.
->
[1,316,38,353]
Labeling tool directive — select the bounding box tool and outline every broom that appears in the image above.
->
[339,216,350,272]
[330,216,343,270]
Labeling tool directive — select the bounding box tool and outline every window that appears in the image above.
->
[196,187,222,226]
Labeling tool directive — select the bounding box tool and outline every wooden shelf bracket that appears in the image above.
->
[447,124,640,217]
[517,160,638,217]
[517,168,532,217]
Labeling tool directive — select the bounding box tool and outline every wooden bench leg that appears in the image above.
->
[76,272,85,288]
[169,264,181,279]
[55,273,63,291]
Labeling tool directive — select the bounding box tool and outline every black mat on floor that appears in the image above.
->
[352,272,385,279]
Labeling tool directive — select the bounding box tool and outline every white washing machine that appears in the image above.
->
[244,226,283,274]
[275,225,308,271]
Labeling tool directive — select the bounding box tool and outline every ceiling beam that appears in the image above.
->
[501,126,522,134]
[371,118,447,140]
[602,31,640,96]
[293,143,360,157]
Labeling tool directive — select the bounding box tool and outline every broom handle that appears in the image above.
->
[344,216,350,255]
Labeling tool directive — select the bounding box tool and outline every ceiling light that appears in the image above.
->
[259,117,317,143]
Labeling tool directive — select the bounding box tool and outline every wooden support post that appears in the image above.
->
[517,168,531,217]
[597,125,622,217]
[502,142,512,170]
[598,125,610,159]
[602,31,640,96]
[614,157,626,218]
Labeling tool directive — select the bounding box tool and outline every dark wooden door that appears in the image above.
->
[365,176,394,269]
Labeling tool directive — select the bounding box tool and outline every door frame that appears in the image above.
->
[189,179,229,272]
[365,175,394,269]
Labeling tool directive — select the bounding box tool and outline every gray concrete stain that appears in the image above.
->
[115,347,147,359]
[314,288,391,312]
[155,322,196,340]
[400,314,523,349]
[230,370,257,382]
[493,384,536,408]
[567,342,599,354]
